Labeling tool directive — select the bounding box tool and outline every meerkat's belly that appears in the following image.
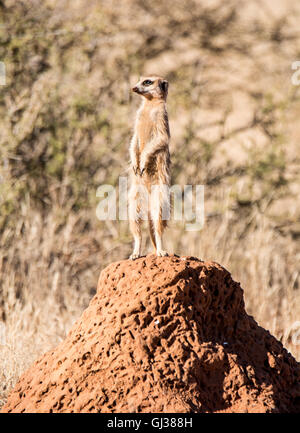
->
[137,113,154,153]
[135,109,170,183]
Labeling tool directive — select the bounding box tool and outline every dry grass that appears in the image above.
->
[0,0,300,408]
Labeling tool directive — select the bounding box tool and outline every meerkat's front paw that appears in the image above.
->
[139,160,147,176]
[129,252,141,260]
[132,166,139,176]
[156,250,169,257]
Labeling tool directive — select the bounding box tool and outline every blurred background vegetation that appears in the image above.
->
[0,0,300,406]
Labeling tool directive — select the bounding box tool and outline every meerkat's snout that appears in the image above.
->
[132,81,147,95]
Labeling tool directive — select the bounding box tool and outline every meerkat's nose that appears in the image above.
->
[132,86,138,92]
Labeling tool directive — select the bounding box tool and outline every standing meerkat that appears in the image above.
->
[129,75,171,259]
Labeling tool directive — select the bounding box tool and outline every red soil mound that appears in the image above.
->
[2,255,300,413]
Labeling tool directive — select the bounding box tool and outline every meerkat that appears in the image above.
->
[128,75,171,259]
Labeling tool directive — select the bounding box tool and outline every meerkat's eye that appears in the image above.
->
[142,80,153,86]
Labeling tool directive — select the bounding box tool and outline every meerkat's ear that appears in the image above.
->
[159,79,169,93]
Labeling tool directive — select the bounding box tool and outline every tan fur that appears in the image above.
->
[129,75,171,259]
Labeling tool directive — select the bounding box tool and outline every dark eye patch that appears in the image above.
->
[142,80,153,86]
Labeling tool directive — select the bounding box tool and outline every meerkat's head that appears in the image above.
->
[132,75,168,101]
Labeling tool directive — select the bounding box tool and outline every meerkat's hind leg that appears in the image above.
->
[150,184,169,257]
[129,217,142,260]
[148,213,157,254]
[128,186,143,260]
[152,214,168,257]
